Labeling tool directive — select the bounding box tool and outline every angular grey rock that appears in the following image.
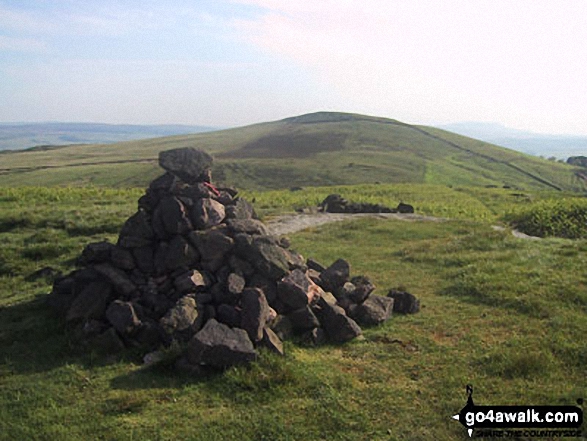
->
[189,228,234,272]
[315,298,362,343]
[240,288,270,342]
[186,319,257,367]
[397,202,414,214]
[66,280,112,322]
[158,148,213,184]
[164,235,199,271]
[106,300,142,335]
[228,255,255,277]
[191,198,225,230]
[226,272,246,295]
[287,306,320,333]
[300,327,326,346]
[111,247,136,271]
[349,276,375,304]
[225,198,256,220]
[319,258,350,292]
[160,296,199,334]
[387,289,420,314]
[350,295,394,326]
[79,241,115,265]
[261,327,284,355]
[270,314,294,341]
[152,196,192,238]
[93,263,136,297]
[174,270,209,294]
[131,246,154,274]
[276,268,314,311]
[216,304,242,328]
[237,235,289,281]
[118,210,154,248]
[307,258,326,273]
[226,218,268,235]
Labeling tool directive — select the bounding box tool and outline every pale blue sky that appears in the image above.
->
[1,0,586,134]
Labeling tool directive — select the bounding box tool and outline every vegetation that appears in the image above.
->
[0,185,585,440]
[507,198,587,239]
[0,112,584,192]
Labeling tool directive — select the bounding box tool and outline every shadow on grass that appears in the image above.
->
[0,294,78,374]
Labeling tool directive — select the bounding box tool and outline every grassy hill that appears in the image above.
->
[0,112,584,191]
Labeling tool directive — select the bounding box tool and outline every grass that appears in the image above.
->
[0,185,586,440]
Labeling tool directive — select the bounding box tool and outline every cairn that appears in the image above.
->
[48,148,419,370]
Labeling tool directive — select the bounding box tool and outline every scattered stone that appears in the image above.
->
[396,202,414,214]
[387,289,420,314]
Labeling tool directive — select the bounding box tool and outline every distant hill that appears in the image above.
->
[0,112,584,191]
[0,122,217,151]
[438,122,587,159]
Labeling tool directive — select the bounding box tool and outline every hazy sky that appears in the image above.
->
[1,0,586,134]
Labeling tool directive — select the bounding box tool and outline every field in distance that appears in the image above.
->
[0,112,584,192]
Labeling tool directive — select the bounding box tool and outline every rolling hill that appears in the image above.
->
[0,112,584,191]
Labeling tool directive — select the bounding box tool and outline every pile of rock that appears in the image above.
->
[319,194,414,214]
[48,148,419,370]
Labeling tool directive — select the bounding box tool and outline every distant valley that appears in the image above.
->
[0,122,217,151]
[438,122,587,159]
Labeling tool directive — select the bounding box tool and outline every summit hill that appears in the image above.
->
[0,112,583,191]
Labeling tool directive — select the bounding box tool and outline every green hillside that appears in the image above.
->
[0,112,584,191]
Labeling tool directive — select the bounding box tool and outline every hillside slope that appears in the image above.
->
[0,112,583,191]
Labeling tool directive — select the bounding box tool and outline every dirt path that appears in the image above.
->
[266,212,542,240]
[266,212,445,236]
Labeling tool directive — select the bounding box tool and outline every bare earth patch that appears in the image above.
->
[266,212,445,236]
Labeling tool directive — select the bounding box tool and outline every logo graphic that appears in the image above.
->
[452,385,584,438]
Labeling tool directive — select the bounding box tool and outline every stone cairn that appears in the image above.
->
[48,148,420,370]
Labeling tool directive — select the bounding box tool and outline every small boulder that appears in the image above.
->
[158,148,214,184]
[191,198,225,230]
[186,319,257,368]
[387,289,420,314]
[314,298,362,343]
[319,259,350,292]
[240,288,270,342]
[261,327,284,355]
[350,295,394,326]
[397,202,414,214]
[160,296,199,334]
